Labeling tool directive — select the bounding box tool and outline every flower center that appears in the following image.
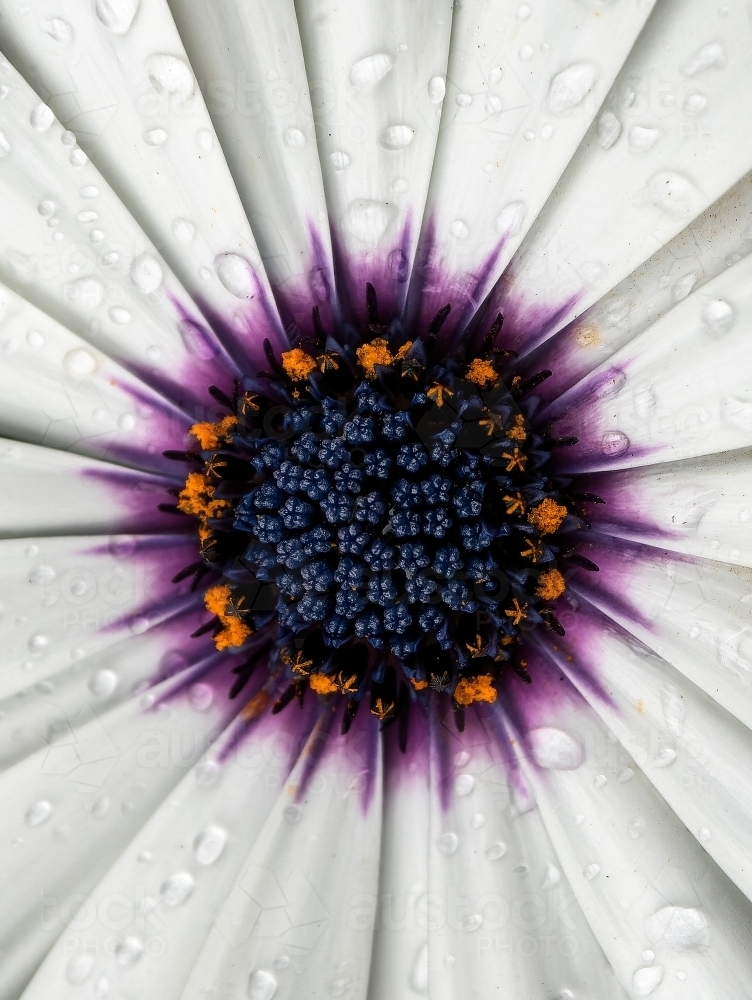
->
[164,287,602,738]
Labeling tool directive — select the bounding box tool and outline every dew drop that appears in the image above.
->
[601,430,630,457]
[593,773,607,788]
[341,199,396,247]
[517,3,531,18]
[463,913,483,932]
[160,871,195,906]
[28,633,49,652]
[195,760,220,786]
[26,800,53,826]
[92,796,111,819]
[283,804,301,824]
[37,199,55,217]
[494,200,526,237]
[144,128,168,146]
[389,177,409,195]
[329,150,350,170]
[193,824,227,865]
[682,91,708,115]
[247,969,277,1000]
[449,220,469,240]
[388,249,409,283]
[349,53,393,90]
[130,253,163,294]
[628,816,646,839]
[672,272,697,301]
[196,129,213,152]
[29,565,55,585]
[653,747,676,768]
[216,252,257,299]
[409,942,428,995]
[643,171,700,218]
[380,125,414,150]
[702,298,734,337]
[489,67,503,85]
[645,905,710,950]
[173,218,195,243]
[454,750,470,767]
[519,44,534,60]
[597,111,621,150]
[547,62,596,114]
[96,0,139,33]
[283,127,306,148]
[41,18,74,44]
[89,669,117,697]
[188,682,214,711]
[30,103,54,131]
[436,831,458,855]
[629,126,661,153]
[428,76,446,103]
[66,954,95,985]
[70,147,87,166]
[485,841,507,861]
[528,727,584,770]
[454,773,475,797]
[77,211,98,224]
[698,825,711,842]
[0,132,10,157]
[115,935,143,966]
[108,307,131,325]
[485,94,502,115]
[541,863,561,889]
[146,54,194,103]
[470,813,485,829]
[618,767,634,783]
[455,92,472,107]
[632,965,663,997]
[583,863,601,880]
[681,41,726,77]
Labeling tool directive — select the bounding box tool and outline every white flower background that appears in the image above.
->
[0,0,751,998]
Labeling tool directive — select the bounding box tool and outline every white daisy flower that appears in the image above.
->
[0,1,750,998]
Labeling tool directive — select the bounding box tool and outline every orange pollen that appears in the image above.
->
[410,678,428,691]
[507,414,527,441]
[204,583,252,650]
[536,569,567,601]
[281,347,317,381]
[466,358,498,388]
[396,341,414,359]
[454,675,497,706]
[189,415,237,450]
[309,673,338,695]
[528,498,568,535]
[240,690,269,721]
[177,472,230,519]
[356,338,393,378]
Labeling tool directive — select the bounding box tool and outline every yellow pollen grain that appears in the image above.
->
[204,583,252,650]
[410,677,428,690]
[507,414,527,441]
[396,341,413,359]
[466,358,498,387]
[536,569,566,601]
[356,338,393,378]
[281,347,317,381]
[240,690,269,721]
[189,415,237,450]
[309,673,338,695]
[177,473,229,519]
[528,498,568,535]
[454,675,497,706]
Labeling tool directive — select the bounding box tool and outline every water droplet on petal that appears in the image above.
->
[428,76,445,103]
[485,841,507,860]
[160,871,195,906]
[436,831,458,855]
[92,796,111,819]
[449,220,469,240]
[519,44,534,60]
[115,935,143,966]
[66,955,95,985]
[349,53,393,90]
[455,92,472,107]
[702,298,734,337]
[597,111,621,150]
[494,200,526,237]
[618,767,634,782]
[283,127,306,148]
[188,682,214,711]
[485,94,502,114]
[541,863,561,888]
[89,669,117,696]
[388,249,409,282]
[96,0,139,33]
[632,965,663,997]
[409,943,428,995]
[601,430,630,457]
[0,132,10,157]
[130,253,162,294]
[682,41,726,76]
[341,199,396,247]
[628,816,646,839]
[26,800,53,826]
[283,804,301,824]
[463,913,483,931]
[653,747,676,768]
[547,63,597,114]
[215,252,257,299]
[29,565,55,585]
[144,128,168,145]
[593,773,607,788]
[629,126,661,153]
[193,824,227,865]
[247,969,277,1000]
[30,103,54,131]
[380,125,414,150]
[454,773,475,796]
[70,147,88,166]
[146,53,194,103]
[489,67,503,85]
[643,170,700,218]
[329,150,350,170]
[108,307,131,325]
[195,760,220,786]
[583,863,601,880]
[173,218,195,243]
[38,199,55,217]
[682,91,708,114]
[196,129,213,152]
[645,905,710,950]
[529,727,584,769]
[27,330,44,349]
[41,18,74,44]
[389,177,409,194]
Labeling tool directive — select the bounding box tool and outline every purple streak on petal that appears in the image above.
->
[475,283,583,359]
[382,697,430,790]
[82,463,188,533]
[331,214,413,328]
[517,317,606,407]
[270,223,338,344]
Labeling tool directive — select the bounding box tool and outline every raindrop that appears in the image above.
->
[628,126,660,153]
[89,669,118,697]
[682,91,707,115]
[642,950,654,963]
[541,863,561,889]
[96,0,139,34]
[463,914,483,931]
[672,272,697,301]
[528,727,584,769]
[196,129,213,151]
[109,307,131,325]
[195,760,220,786]
[428,76,446,103]
[70,147,87,166]
[470,813,485,829]
[517,3,531,17]
[485,841,507,861]
[653,748,676,768]
[494,200,526,237]
[144,128,168,146]
[436,831,458,855]
[409,943,428,995]
[216,252,257,299]
[643,171,700,218]
[546,63,597,114]
[601,430,630,457]
[77,211,98,224]
[41,18,74,44]
[645,905,710,950]
[380,125,414,149]
[160,871,195,906]
[454,773,475,796]
[485,94,502,115]
[329,151,350,170]
[65,342,98,375]
[130,253,163,294]
[115,935,144,967]
[30,103,54,131]
[341,199,396,247]
[38,199,55,217]
[0,132,10,157]
[66,955,95,985]
[519,44,534,60]
[173,218,195,243]
[283,127,305,148]
[681,42,726,77]
[273,956,290,970]
[193,825,227,865]
[514,863,529,876]
[455,93,472,107]
[454,750,470,767]
[449,220,469,240]
[146,54,194,103]
[660,683,685,735]
[702,298,734,337]
[628,816,646,839]
[618,767,634,782]
[632,965,663,997]
[388,249,409,282]
[247,969,277,1000]
[698,825,711,842]
[389,177,409,195]
[29,565,55,585]
[92,797,111,819]
[283,804,301,823]
[597,111,621,150]
[593,774,607,788]
[489,67,503,85]
[81,185,99,198]
[583,863,601,880]
[28,634,49,652]
[349,53,393,90]
[188,682,214,711]
[26,800,53,826]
